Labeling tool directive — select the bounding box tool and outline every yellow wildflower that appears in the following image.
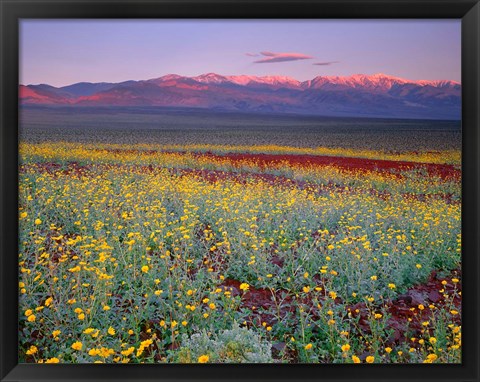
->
[26,345,38,355]
[121,347,135,356]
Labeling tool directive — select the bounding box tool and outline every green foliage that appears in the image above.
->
[175,322,273,363]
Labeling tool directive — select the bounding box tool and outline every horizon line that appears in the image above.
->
[21,71,461,88]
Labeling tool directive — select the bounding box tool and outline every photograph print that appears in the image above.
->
[18,19,461,364]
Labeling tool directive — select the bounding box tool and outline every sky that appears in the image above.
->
[20,20,461,87]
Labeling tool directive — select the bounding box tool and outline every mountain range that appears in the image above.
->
[20,73,461,120]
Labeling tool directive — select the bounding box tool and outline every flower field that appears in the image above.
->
[18,142,461,364]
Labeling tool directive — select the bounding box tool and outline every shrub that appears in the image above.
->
[175,322,273,363]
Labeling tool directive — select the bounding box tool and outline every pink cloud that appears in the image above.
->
[253,51,313,64]
[245,52,259,57]
[313,61,340,66]
[259,51,277,57]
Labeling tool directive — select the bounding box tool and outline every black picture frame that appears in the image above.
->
[1,1,479,381]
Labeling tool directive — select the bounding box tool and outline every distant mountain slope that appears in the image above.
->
[20,73,461,120]
[19,85,73,104]
[59,82,117,97]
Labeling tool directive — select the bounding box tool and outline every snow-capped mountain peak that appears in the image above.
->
[192,73,230,84]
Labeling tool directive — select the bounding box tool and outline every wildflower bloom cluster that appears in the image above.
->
[18,141,461,363]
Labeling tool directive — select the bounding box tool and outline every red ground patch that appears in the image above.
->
[198,152,460,180]
[349,269,461,346]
